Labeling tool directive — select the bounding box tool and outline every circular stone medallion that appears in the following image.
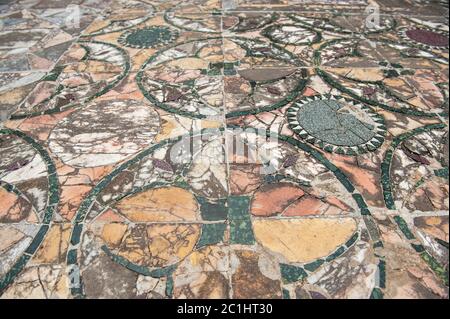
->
[287,96,386,155]
[118,26,179,49]
[137,37,306,119]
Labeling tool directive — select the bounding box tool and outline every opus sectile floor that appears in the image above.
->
[0,0,449,299]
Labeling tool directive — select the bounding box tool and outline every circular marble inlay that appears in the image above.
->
[287,96,386,155]
[137,37,306,119]
[405,29,449,47]
[118,26,178,49]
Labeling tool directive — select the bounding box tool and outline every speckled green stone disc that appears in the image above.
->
[286,95,386,155]
[118,26,178,49]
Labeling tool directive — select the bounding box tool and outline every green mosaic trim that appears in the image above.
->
[230,219,255,245]
[314,37,448,118]
[280,263,308,284]
[226,77,308,119]
[166,275,174,298]
[303,259,325,272]
[101,245,177,278]
[345,232,360,247]
[136,36,222,120]
[380,123,447,210]
[0,129,59,293]
[227,126,386,296]
[370,287,384,299]
[391,214,448,286]
[41,65,65,82]
[66,134,186,298]
[101,245,177,298]
[137,36,307,119]
[316,68,444,119]
[378,260,386,288]
[0,255,31,294]
[79,43,91,61]
[411,243,425,253]
[287,13,397,35]
[419,252,448,286]
[434,167,449,179]
[393,216,415,240]
[230,13,279,32]
[0,180,35,215]
[10,40,131,120]
[352,193,371,215]
[228,196,251,219]
[435,238,449,249]
[232,36,304,67]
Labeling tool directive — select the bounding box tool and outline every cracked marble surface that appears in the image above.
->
[0,0,448,299]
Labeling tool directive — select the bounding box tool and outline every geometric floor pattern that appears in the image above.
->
[0,0,448,299]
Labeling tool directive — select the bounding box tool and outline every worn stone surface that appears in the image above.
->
[0,0,448,300]
[253,218,358,263]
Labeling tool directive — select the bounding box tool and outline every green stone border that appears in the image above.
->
[10,40,131,120]
[66,126,387,299]
[226,75,308,119]
[66,134,185,298]
[66,131,229,298]
[230,126,387,297]
[317,68,447,119]
[380,123,447,210]
[136,36,307,119]
[279,231,360,284]
[81,15,154,37]
[226,12,279,33]
[379,123,448,286]
[0,128,59,294]
[315,37,448,119]
[393,215,448,286]
[102,245,177,278]
[287,13,397,35]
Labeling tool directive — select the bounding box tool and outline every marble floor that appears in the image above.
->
[0,0,448,299]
